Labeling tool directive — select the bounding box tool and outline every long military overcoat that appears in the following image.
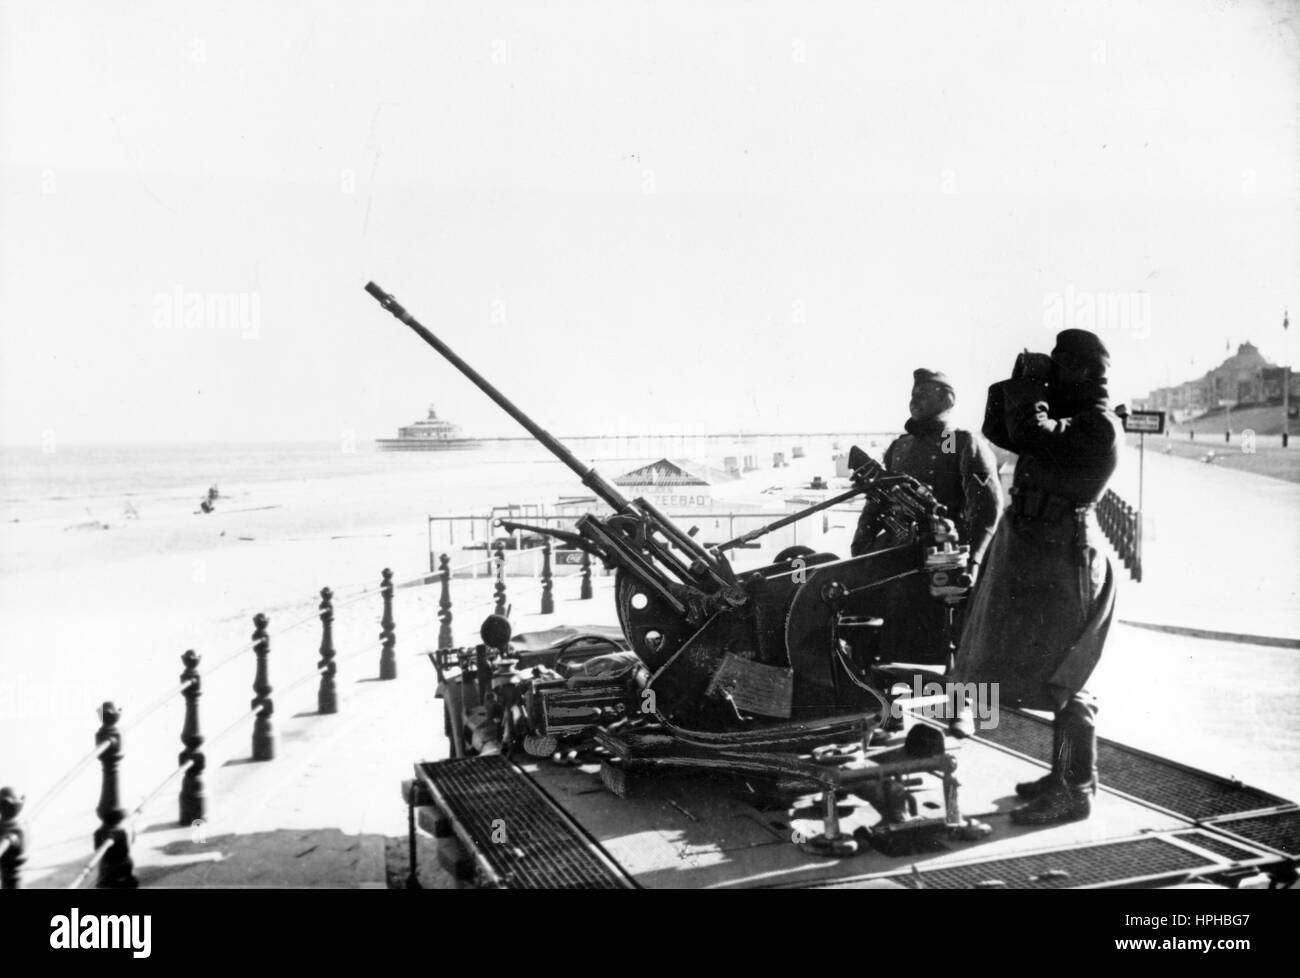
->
[951,378,1120,711]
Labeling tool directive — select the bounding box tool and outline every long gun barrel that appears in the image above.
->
[712,484,868,553]
[364,281,633,514]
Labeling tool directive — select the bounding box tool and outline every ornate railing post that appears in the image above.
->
[318,587,338,713]
[580,550,593,600]
[379,568,397,680]
[178,651,206,825]
[1121,502,1134,571]
[493,543,507,616]
[94,702,137,888]
[251,614,276,760]
[437,554,454,649]
[0,787,25,889]
[540,540,554,614]
[1117,502,1128,567]
[1129,505,1139,576]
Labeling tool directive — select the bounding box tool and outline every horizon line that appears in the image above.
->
[0,429,903,450]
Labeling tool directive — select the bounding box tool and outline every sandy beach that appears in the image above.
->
[0,437,861,812]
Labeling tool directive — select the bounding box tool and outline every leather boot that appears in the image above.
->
[1010,707,1097,824]
[1009,782,1091,824]
[1015,721,1064,799]
[1064,703,1099,796]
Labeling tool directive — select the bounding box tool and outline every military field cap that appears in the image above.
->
[1052,329,1110,376]
[913,368,954,393]
[0,786,20,817]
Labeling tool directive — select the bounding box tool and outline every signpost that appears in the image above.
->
[1122,410,1165,436]
[1122,409,1166,578]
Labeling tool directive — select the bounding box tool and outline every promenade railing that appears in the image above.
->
[0,541,581,889]
[1097,488,1143,582]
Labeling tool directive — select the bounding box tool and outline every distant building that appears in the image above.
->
[1260,365,1300,403]
[376,404,479,451]
[1134,342,1298,421]
[613,458,739,512]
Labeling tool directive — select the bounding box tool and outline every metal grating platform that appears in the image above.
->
[418,755,635,889]
[887,836,1223,890]
[976,709,1290,821]
[1174,830,1265,863]
[1205,808,1300,858]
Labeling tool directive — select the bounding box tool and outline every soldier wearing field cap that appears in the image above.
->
[851,368,1002,667]
[953,328,1121,824]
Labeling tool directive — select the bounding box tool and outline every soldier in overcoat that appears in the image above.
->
[953,329,1120,824]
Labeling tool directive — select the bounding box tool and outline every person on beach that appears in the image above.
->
[851,368,1002,667]
[952,329,1120,825]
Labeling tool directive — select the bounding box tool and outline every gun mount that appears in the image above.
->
[365,282,970,738]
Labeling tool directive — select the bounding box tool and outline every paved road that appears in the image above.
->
[1106,442,1300,641]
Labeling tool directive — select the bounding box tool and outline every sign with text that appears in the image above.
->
[555,549,586,565]
[1123,410,1166,435]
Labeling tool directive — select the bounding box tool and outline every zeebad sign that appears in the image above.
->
[646,492,711,509]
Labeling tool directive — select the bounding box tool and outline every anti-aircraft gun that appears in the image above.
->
[365,282,971,745]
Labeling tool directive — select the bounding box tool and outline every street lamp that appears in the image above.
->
[1284,309,1291,449]
[1220,399,1236,444]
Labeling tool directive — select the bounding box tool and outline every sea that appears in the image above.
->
[0,433,892,513]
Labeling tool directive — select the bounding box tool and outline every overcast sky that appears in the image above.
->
[1,0,1297,444]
